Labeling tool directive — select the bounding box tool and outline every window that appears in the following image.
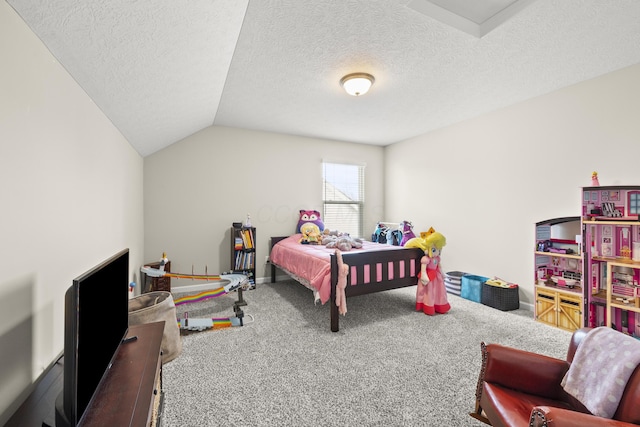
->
[322,162,364,238]
[628,191,640,216]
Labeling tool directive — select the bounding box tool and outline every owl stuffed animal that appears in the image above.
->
[296,209,325,233]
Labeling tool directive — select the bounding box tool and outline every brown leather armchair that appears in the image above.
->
[470,327,640,426]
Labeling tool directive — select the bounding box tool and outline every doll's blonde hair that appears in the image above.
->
[424,231,446,256]
[404,228,446,254]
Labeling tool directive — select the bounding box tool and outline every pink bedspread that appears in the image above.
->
[270,234,407,304]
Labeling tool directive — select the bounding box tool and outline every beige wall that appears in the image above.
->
[385,63,640,308]
[0,3,144,423]
[143,126,385,283]
[3,0,640,420]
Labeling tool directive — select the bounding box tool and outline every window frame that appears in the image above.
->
[627,191,640,216]
[322,161,365,238]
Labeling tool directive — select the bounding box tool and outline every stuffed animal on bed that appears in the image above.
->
[321,229,338,246]
[371,222,388,243]
[324,233,363,251]
[296,209,325,234]
[399,220,416,246]
[299,222,322,244]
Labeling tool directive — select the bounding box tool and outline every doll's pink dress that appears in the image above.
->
[416,255,451,315]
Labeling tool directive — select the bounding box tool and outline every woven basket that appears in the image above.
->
[481,283,519,311]
[129,291,182,363]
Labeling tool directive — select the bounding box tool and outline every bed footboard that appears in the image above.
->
[329,247,423,332]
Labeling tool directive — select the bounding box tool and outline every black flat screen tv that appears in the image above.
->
[55,248,130,427]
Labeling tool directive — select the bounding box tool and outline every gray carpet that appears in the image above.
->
[162,280,572,426]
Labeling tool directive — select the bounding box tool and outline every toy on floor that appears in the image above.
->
[177,311,254,332]
[173,284,241,306]
[172,276,251,330]
[178,316,238,331]
[141,253,252,332]
[141,262,222,281]
[406,228,450,316]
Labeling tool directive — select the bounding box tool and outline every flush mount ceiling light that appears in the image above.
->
[340,73,375,96]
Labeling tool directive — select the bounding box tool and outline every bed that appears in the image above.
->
[270,234,423,332]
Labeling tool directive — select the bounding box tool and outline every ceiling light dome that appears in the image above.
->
[340,73,375,96]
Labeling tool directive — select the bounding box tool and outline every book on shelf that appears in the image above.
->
[241,228,254,249]
[239,230,248,248]
[233,251,256,270]
[239,228,255,249]
[247,252,254,269]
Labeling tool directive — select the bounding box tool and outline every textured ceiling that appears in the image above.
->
[7,0,640,157]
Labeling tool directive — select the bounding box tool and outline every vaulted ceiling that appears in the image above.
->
[7,0,640,156]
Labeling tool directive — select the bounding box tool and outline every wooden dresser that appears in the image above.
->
[79,321,164,426]
[5,322,165,427]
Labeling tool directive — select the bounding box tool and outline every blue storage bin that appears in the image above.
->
[460,274,489,303]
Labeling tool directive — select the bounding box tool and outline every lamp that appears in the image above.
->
[340,73,375,96]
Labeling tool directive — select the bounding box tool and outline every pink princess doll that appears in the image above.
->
[416,231,450,315]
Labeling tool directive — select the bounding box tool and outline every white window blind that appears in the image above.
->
[322,162,364,238]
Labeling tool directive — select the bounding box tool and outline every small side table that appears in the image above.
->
[141,261,171,293]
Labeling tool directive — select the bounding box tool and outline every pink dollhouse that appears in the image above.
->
[582,186,640,336]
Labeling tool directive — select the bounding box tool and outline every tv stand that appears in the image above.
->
[7,322,164,427]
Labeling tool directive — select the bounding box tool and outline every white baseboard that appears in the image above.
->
[519,301,533,312]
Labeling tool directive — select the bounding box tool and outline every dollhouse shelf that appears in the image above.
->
[605,260,640,326]
[584,219,640,226]
[611,300,640,311]
[534,216,583,332]
[534,251,581,260]
[537,283,582,294]
[592,256,640,266]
